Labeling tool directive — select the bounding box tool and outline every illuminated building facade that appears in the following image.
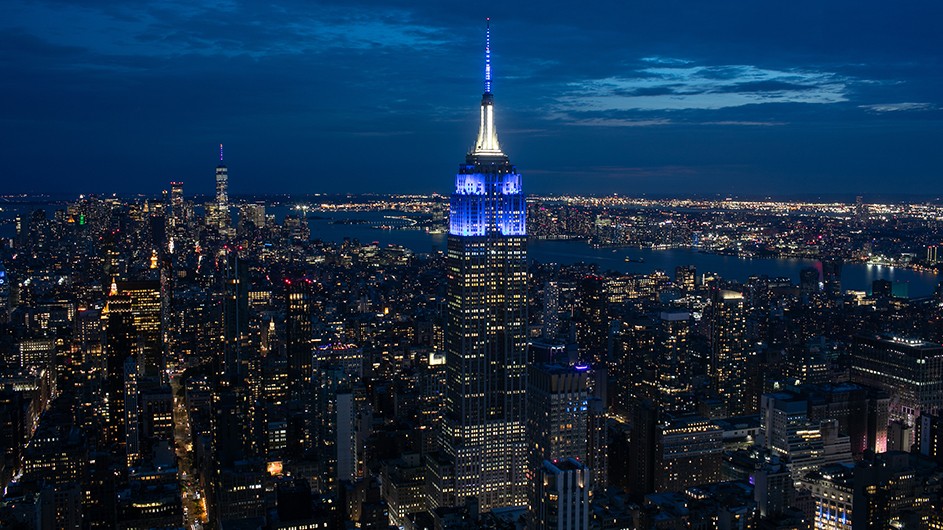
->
[116,280,163,378]
[527,364,590,470]
[675,265,696,292]
[532,459,591,530]
[285,278,313,402]
[653,415,723,493]
[169,181,184,228]
[850,334,943,424]
[709,288,751,415]
[104,294,135,445]
[437,20,528,511]
[799,463,853,530]
[214,144,229,232]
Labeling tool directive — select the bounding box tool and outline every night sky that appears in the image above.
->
[2,1,942,197]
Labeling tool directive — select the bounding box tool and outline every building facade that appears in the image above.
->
[850,334,943,424]
[435,20,529,512]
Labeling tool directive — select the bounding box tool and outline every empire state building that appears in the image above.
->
[432,20,528,511]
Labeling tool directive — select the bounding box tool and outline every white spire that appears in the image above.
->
[474,18,503,156]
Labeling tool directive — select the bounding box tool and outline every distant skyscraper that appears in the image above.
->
[854,195,867,225]
[576,276,608,365]
[116,280,163,378]
[709,288,751,415]
[170,182,184,224]
[821,258,842,298]
[222,252,249,376]
[436,20,528,512]
[215,144,229,232]
[103,293,135,445]
[285,278,313,402]
[674,265,696,292]
[541,280,561,341]
[799,267,820,297]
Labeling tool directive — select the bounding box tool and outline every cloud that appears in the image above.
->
[859,102,935,113]
[700,120,786,126]
[3,0,449,61]
[640,56,693,66]
[568,118,673,127]
[556,62,853,113]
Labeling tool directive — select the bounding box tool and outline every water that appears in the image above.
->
[1,204,937,297]
[298,209,940,298]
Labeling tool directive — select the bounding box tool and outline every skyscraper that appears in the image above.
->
[850,334,943,424]
[215,144,229,232]
[709,288,751,415]
[169,182,184,225]
[116,280,163,378]
[435,20,528,512]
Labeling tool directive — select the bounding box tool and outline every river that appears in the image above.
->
[301,210,940,298]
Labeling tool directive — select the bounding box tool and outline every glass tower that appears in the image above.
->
[438,19,529,511]
[215,144,229,231]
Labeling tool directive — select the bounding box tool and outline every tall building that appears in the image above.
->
[821,258,842,298]
[709,289,751,415]
[116,280,163,378]
[169,181,184,231]
[436,20,529,512]
[798,453,943,530]
[285,277,313,402]
[760,392,854,480]
[576,276,608,365]
[541,280,561,341]
[215,144,229,232]
[526,364,590,473]
[222,252,249,376]
[103,293,135,445]
[850,334,943,424]
[675,265,696,292]
[531,459,591,530]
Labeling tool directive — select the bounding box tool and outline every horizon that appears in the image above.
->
[4,190,943,206]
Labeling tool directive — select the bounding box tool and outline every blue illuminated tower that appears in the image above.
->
[433,19,529,512]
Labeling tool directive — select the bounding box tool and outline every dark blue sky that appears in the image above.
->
[2,0,942,197]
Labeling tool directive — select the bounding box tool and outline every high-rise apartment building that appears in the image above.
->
[435,20,529,512]
[709,288,751,415]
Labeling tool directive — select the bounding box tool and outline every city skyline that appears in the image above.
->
[2,17,943,529]
[3,1,942,197]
